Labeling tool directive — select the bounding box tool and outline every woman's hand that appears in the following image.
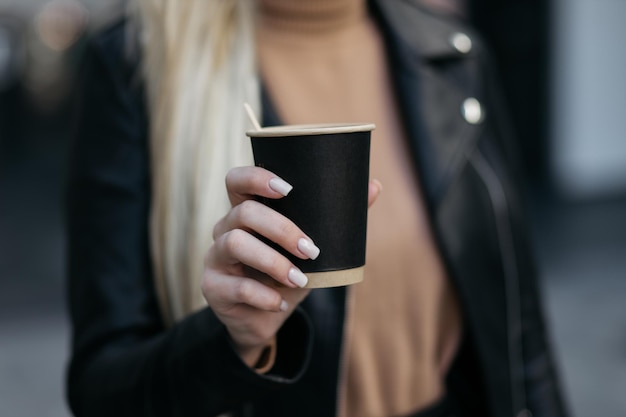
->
[202,166,382,368]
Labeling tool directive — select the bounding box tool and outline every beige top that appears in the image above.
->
[257,0,462,416]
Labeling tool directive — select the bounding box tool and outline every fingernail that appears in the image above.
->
[297,238,320,260]
[269,177,293,196]
[288,267,308,288]
[280,300,289,312]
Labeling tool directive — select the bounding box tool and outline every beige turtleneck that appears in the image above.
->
[256,1,462,416]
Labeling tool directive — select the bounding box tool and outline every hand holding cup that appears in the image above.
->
[202,166,380,368]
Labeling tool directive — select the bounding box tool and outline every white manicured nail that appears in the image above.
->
[288,268,308,288]
[280,300,289,312]
[297,238,320,260]
[269,178,293,196]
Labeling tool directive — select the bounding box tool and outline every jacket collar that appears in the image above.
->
[374,0,478,61]
[373,0,484,207]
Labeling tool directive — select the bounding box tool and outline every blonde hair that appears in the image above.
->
[132,0,259,324]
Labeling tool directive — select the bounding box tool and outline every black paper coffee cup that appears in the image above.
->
[247,123,375,288]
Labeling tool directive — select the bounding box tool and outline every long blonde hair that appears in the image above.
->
[132,0,259,324]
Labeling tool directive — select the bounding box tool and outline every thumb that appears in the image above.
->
[367,179,383,208]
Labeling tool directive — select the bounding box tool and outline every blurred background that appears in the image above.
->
[0,0,624,416]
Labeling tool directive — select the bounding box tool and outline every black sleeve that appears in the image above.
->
[66,24,312,417]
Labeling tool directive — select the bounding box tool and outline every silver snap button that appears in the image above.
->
[516,409,533,417]
[462,97,483,124]
[450,32,472,54]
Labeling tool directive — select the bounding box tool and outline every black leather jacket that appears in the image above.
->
[66,2,567,416]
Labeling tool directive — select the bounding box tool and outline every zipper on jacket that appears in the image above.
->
[468,149,528,417]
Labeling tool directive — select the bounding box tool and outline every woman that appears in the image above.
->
[66,1,566,416]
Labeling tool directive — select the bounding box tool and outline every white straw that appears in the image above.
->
[244,102,262,131]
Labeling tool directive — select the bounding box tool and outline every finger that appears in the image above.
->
[226,166,293,206]
[213,200,320,261]
[368,179,383,208]
[203,272,287,313]
[213,229,310,288]
[248,269,312,306]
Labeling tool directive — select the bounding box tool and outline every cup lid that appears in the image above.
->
[246,123,376,138]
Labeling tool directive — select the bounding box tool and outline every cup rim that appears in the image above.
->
[246,123,376,137]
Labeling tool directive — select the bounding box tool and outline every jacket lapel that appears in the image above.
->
[374,0,485,207]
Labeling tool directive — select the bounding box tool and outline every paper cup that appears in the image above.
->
[247,123,374,288]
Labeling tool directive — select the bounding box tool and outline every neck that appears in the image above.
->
[257,0,367,34]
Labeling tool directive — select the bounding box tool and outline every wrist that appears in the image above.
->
[236,337,277,372]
